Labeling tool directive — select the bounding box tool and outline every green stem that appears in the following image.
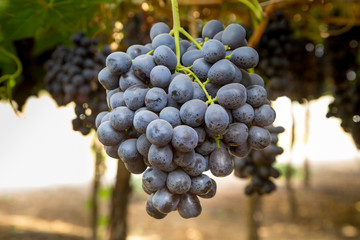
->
[177,66,215,104]
[0,47,23,84]
[171,0,181,65]
[214,135,223,148]
[238,0,263,21]
[179,28,202,50]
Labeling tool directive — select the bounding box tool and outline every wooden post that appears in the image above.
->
[91,137,106,240]
[107,161,132,240]
[246,194,262,240]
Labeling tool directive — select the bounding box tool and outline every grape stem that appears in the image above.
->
[238,0,263,21]
[170,0,215,105]
[170,0,222,147]
[0,47,22,115]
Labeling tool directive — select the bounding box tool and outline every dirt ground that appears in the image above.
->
[0,161,359,240]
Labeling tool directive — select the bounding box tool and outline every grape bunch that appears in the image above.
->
[44,31,110,135]
[326,26,360,149]
[234,125,284,195]
[256,10,324,103]
[95,20,276,219]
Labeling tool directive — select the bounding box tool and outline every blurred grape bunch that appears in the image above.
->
[234,125,285,195]
[256,10,325,103]
[44,31,110,135]
[326,26,360,149]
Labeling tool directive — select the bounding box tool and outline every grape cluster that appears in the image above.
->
[44,31,110,135]
[234,125,284,195]
[326,27,360,149]
[256,10,324,103]
[96,20,276,219]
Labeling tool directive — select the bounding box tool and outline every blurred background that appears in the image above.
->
[0,0,360,240]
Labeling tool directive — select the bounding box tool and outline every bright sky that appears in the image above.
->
[0,92,358,189]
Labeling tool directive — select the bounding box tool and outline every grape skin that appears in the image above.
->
[150,65,172,89]
[150,22,171,40]
[202,20,224,39]
[202,39,226,63]
[207,59,236,86]
[153,45,178,71]
[146,119,174,147]
[180,99,207,127]
[217,83,247,109]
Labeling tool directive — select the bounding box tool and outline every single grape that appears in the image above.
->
[198,179,217,199]
[106,52,132,74]
[146,119,173,147]
[192,58,212,81]
[209,147,234,177]
[181,50,203,67]
[132,55,156,81]
[223,122,248,146]
[133,110,159,134]
[195,138,217,156]
[217,83,247,109]
[150,22,171,40]
[117,138,142,163]
[136,134,152,158]
[202,20,224,39]
[253,104,276,127]
[232,103,255,124]
[144,87,168,112]
[97,121,125,146]
[159,107,182,128]
[249,73,265,87]
[126,45,152,59]
[246,85,267,108]
[146,194,167,219]
[124,157,147,174]
[229,142,251,158]
[98,67,120,90]
[148,144,177,172]
[153,45,177,71]
[119,71,144,91]
[180,99,207,127]
[150,65,172,89]
[189,174,213,195]
[248,126,271,150]
[221,24,246,50]
[168,74,194,103]
[173,149,195,167]
[178,193,202,219]
[109,106,134,131]
[183,153,207,177]
[202,39,226,63]
[109,92,125,109]
[152,33,175,52]
[166,169,191,194]
[104,144,120,159]
[95,111,108,128]
[207,59,235,86]
[230,47,259,69]
[123,84,149,110]
[204,104,229,135]
[142,167,168,193]
[172,125,199,152]
[152,188,180,214]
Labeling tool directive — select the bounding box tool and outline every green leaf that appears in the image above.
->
[1,0,116,42]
